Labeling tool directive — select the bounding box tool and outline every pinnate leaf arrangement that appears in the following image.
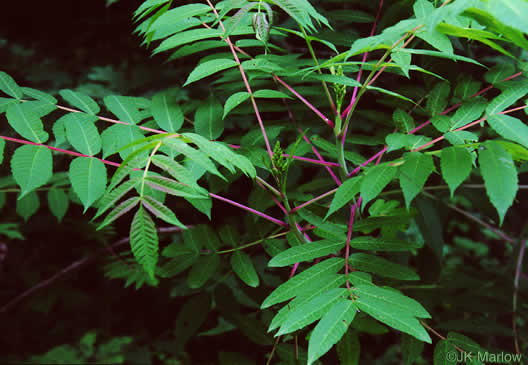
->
[1,0,528,363]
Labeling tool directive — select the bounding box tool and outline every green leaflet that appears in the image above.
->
[486,82,528,115]
[16,190,40,222]
[101,124,145,159]
[450,97,487,130]
[0,97,17,113]
[97,196,141,231]
[94,179,140,220]
[11,144,53,199]
[454,78,481,100]
[297,208,347,235]
[154,28,223,54]
[353,284,431,343]
[222,2,256,40]
[130,206,159,280]
[349,236,421,251]
[47,188,69,223]
[253,89,292,99]
[61,113,101,156]
[241,125,284,147]
[193,94,224,140]
[325,176,361,219]
[22,100,57,118]
[261,257,344,309]
[231,251,259,287]
[413,0,453,55]
[487,114,528,149]
[59,89,100,115]
[486,0,528,35]
[69,157,107,213]
[399,152,434,209]
[307,299,357,365]
[478,141,518,225]
[268,237,345,267]
[187,254,220,288]
[393,109,415,134]
[484,64,516,85]
[348,253,419,280]
[141,195,186,229]
[182,133,256,178]
[104,95,142,125]
[436,23,513,58]
[271,0,331,33]
[134,0,170,21]
[444,131,478,146]
[354,285,430,318]
[168,40,226,60]
[184,59,238,86]
[392,48,412,78]
[223,91,250,119]
[268,274,346,332]
[277,288,348,336]
[386,133,432,152]
[151,92,184,132]
[22,87,58,104]
[426,81,450,117]
[441,146,472,197]
[6,102,49,143]
[164,137,225,180]
[144,175,209,199]
[360,163,398,209]
[159,252,198,277]
[150,155,201,190]
[431,115,451,133]
[390,48,484,67]
[446,332,485,357]
[0,71,23,99]
[148,3,211,31]
[365,85,417,104]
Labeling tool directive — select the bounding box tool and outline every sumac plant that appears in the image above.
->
[1,0,527,363]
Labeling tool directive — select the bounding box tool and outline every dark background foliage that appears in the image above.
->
[0,0,527,364]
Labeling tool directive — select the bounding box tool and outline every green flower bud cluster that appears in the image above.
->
[331,65,346,112]
[272,141,286,173]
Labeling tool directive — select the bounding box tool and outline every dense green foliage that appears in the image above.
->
[1,0,528,363]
